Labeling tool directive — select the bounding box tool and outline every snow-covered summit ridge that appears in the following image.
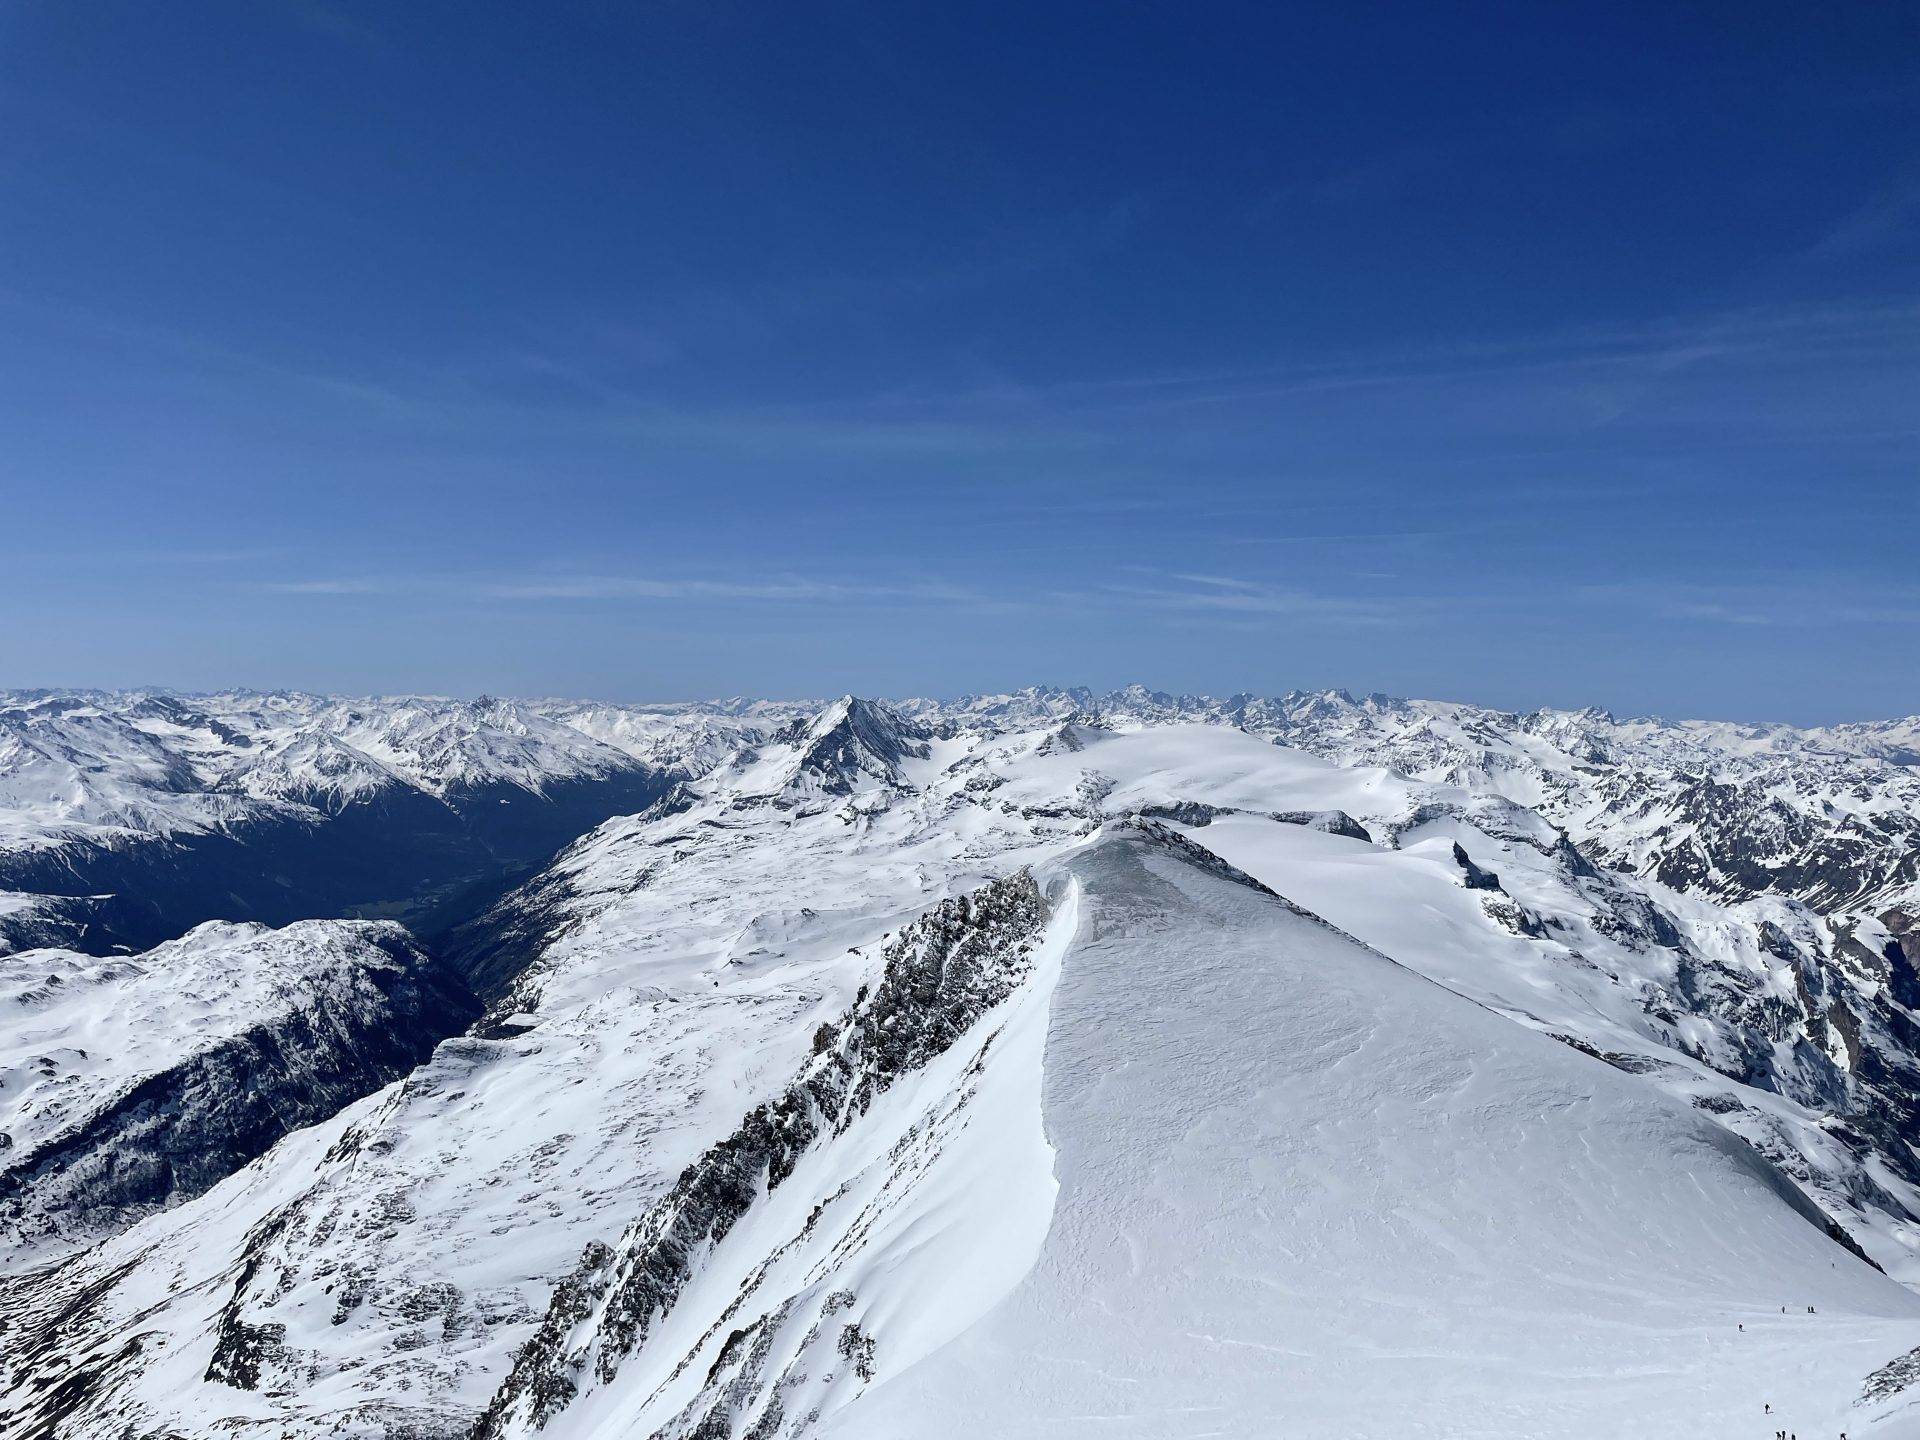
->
[7,681,1909,838]
[12,701,1920,1437]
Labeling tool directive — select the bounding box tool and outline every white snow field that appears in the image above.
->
[9,696,1920,1438]
[833,831,1920,1440]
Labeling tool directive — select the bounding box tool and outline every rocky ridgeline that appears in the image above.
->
[472,869,1048,1437]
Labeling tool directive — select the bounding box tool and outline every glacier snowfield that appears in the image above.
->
[4,687,1920,1437]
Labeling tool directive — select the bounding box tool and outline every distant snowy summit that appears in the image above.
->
[5,680,1917,838]
[5,682,1917,929]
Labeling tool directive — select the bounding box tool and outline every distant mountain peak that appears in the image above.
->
[774,696,931,797]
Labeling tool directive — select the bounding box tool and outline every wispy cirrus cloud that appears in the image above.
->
[255,567,1920,636]
[261,577,394,596]
[252,570,993,607]
[484,574,986,604]
[1069,572,1438,627]
[250,566,1442,630]
[1804,172,1920,262]
[1579,581,1920,628]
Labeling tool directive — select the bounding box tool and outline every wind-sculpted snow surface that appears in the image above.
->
[832,826,1920,1440]
[7,689,1920,1437]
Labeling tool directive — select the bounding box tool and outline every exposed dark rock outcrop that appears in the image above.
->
[1452,841,1503,891]
[0,894,101,956]
[1273,809,1373,842]
[471,869,1048,1437]
[1864,1343,1920,1405]
[1136,800,1231,827]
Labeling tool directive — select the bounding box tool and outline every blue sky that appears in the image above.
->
[2,2,1917,720]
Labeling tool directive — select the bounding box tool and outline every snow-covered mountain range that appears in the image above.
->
[5,684,1920,1437]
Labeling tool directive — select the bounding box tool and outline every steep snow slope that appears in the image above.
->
[0,702,1025,1440]
[832,828,1920,1440]
[1229,688,1920,918]
[8,682,1913,944]
[1186,809,1920,1281]
[540,699,809,777]
[0,691,793,855]
[0,692,649,847]
[475,867,1069,1440]
[0,919,475,1265]
[0,695,267,850]
[914,684,1920,991]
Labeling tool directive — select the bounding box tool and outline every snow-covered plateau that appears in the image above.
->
[5,685,1920,1438]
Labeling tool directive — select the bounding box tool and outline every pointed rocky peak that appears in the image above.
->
[1038,684,1096,712]
[463,693,533,730]
[773,697,932,797]
[1110,683,1179,707]
[1035,719,1102,756]
[124,695,195,724]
